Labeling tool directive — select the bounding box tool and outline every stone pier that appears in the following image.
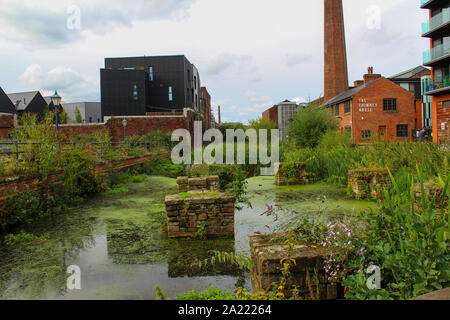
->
[275,162,308,186]
[176,176,220,193]
[348,168,391,199]
[165,175,235,239]
[249,235,339,300]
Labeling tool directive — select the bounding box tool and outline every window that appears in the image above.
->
[344,101,351,113]
[194,76,197,89]
[383,98,397,112]
[397,124,409,138]
[149,67,154,81]
[443,100,450,108]
[345,126,351,135]
[89,117,92,123]
[168,86,173,102]
[362,130,371,140]
[334,105,340,116]
[187,70,190,83]
[133,85,138,101]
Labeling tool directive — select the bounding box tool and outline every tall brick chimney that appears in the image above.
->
[324,0,349,103]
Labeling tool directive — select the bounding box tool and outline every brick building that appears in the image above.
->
[325,71,416,143]
[201,87,212,130]
[421,0,450,143]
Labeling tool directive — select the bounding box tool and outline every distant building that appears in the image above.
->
[325,68,416,143]
[201,87,212,130]
[421,1,450,143]
[101,55,202,118]
[0,87,15,114]
[61,102,102,123]
[389,66,431,130]
[262,100,298,141]
[7,91,48,116]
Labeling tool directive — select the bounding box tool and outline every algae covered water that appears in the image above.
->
[0,176,375,300]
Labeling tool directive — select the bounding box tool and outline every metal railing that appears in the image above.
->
[422,75,450,93]
[422,8,450,34]
[423,41,450,64]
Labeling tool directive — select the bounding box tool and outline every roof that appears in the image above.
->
[324,79,378,106]
[389,66,429,79]
[7,91,40,111]
[277,100,296,105]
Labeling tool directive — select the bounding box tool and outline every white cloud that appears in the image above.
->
[291,96,307,104]
[0,0,196,47]
[19,64,98,102]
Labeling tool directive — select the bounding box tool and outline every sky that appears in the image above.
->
[0,0,429,124]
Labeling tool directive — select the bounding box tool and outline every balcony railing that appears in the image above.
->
[423,41,450,64]
[422,8,450,35]
[422,75,450,93]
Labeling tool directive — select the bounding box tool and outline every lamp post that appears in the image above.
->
[122,118,128,142]
[50,90,62,141]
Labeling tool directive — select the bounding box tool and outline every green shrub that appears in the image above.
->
[288,106,338,148]
[177,287,235,300]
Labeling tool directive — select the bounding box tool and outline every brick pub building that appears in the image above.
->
[325,68,416,143]
[421,0,450,143]
[323,0,417,142]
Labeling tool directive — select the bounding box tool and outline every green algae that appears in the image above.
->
[0,174,376,300]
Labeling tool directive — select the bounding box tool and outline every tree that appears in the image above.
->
[59,108,68,124]
[74,107,83,123]
[288,105,338,148]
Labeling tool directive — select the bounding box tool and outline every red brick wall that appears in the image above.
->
[432,94,450,143]
[262,106,279,125]
[337,78,415,143]
[0,113,14,139]
[10,111,196,143]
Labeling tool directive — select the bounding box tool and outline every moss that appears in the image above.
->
[179,192,222,200]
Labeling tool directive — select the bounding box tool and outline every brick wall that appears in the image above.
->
[9,109,196,143]
[0,113,14,139]
[262,105,279,125]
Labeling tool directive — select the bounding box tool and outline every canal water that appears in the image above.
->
[0,176,375,300]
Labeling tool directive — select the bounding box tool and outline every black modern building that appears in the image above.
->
[0,87,15,114]
[101,55,202,118]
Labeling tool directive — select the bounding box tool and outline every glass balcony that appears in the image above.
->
[422,75,450,93]
[423,41,450,64]
[422,8,450,35]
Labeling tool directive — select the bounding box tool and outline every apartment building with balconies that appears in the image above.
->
[421,0,450,143]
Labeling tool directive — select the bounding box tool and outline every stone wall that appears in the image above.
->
[249,235,339,300]
[176,176,220,193]
[348,168,391,199]
[414,181,447,209]
[275,162,308,186]
[165,192,235,239]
